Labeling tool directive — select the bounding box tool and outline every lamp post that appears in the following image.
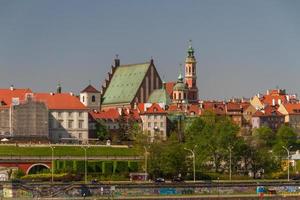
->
[228,145,233,181]
[282,145,292,181]
[50,146,55,183]
[81,146,89,184]
[144,146,148,181]
[184,145,197,182]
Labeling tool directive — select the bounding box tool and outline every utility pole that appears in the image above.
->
[282,145,292,181]
[81,146,89,184]
[50,146,55,183]
[228,145,233,181]
[144,146,148,181]
[184,145,197,182]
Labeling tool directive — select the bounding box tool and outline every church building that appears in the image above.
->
[100,57,163,110]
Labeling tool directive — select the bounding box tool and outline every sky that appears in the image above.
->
[0,0,299,100]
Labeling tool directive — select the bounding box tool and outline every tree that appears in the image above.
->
[252,126,275,148]
[184,113,241,173]
[273,125,298,156]
[147,133,187,178]
[95,120,109,141]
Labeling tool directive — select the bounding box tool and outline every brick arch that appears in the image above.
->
[26,163,50,175]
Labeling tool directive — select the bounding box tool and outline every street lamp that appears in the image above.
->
[282,145,292,181]
[81,146,89,184]
[184,145,197,182]
[50,146,55,183]
[228,145,233,181]
[144,146,148,181]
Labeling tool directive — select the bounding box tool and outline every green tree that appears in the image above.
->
[184,113,241,173]
[273,125,298,156]
[95,120,109,141]
[252,126,275,148]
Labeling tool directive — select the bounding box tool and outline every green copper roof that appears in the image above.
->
[147,89,171,105]
[102,62,150,105]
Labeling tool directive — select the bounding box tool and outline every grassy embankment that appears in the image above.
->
[0,145,139,157]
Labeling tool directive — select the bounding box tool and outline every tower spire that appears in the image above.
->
[178,63,183,81]
[187,39,194,57]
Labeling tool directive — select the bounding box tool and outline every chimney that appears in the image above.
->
[114,54,120,67]
[10,85,14,91]
[57,83,62,94]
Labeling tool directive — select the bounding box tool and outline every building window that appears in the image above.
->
[148,122,151,128]
[79,120,84,129]
[79,112,83,117]
[160,122,164,127]
[68,120,73,129]
[92,95,96,102]
[58,112,62,117]
[154,122,158,127]
[68,112,73,117]
[154,115,157,119]
[82,96,85,102]
[78,133,82,139]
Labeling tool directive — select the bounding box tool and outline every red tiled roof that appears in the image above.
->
[188,104,200,115]
[35,93,87,110]
[253,110,264,117]
[136,103,145,113]
[81,85,100,93]
[144,103,166,114]
[262,95,287,106]
[226,102,243,111]
[91,108,141,121]
[282,103,300,115]
[200,101,226,115]
[90,108,120,120]
[0,88,32,106]
[253,105,283,117]
[165,82,175,97]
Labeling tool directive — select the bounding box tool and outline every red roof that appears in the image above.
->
[200,101,226,115]
[282,103,300,115]
[81,85,100,93]
[253,105,283,117]
[35,93,87,110]
[226,102,243,111]
[0,88,32,106]
[188,104,201,115]
[91,108,141,121]
[165,82,175,97]
[90,108,120,121]
[143,103,166,114]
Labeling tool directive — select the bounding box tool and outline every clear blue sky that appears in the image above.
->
[0,0,299,100]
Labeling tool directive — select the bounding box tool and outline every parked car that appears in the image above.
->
[172,176,184,183]
[154,177,165,183]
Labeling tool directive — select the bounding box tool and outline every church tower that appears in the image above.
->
[184,40,198,103]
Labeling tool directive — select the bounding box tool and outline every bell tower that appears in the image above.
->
[184,40,198,103]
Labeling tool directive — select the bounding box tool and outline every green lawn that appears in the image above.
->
[0,145,140,157]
